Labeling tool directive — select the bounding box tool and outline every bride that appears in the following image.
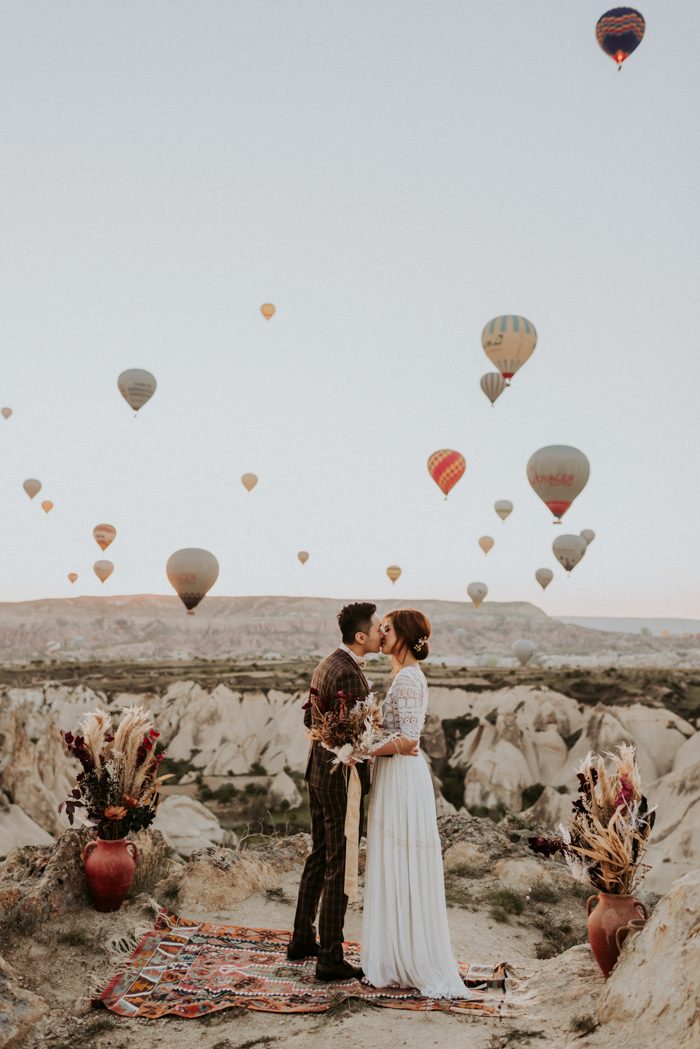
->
[361,608,467,998]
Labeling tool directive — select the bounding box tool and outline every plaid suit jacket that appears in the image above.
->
[303,647,371,795]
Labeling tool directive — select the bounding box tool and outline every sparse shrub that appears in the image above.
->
[570,1015,597,1035]
[57,927,91,946]
[521,783,545,809]
[213,783,239,802]
[487,888,524,919]
[249,761,266,775]
[528,883,560,904]
[244,782,267,796]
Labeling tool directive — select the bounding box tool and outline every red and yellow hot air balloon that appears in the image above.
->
[93,524,117,551]
[596,8,645,69]
[427,450,466,498]
[41,500,54,514]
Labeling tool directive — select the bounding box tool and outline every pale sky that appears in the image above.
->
[1,1,698,617]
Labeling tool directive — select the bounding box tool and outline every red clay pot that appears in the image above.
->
[82,838,138,912]
[587,892,649,978]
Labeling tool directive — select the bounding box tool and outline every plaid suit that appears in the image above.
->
[292,648,371,966]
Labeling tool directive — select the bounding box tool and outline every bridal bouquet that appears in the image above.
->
[528,744,655,895]
[59,705,170,840]
[309,691,394,769]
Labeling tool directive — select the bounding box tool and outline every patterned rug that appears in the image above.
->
[98,910,532,1018]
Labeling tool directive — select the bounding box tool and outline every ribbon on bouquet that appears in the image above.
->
[343,765,362,901]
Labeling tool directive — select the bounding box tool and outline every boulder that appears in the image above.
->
[0,954,46,1049]
[443,841,490,873]
[0,828,92,923]
[152,795,227,858]
[268,770,302,810]
[0,800,54,857]
[492,857,561,893]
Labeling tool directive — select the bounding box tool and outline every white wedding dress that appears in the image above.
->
[361,665,467,998]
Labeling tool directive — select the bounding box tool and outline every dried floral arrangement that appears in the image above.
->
[59,706,169,840]
[528,743,656,895]
[308,691,395,768]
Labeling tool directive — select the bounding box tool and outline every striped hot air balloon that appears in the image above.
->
[481,316,537,383]
[427,450,466,498]
[596,7,645,69]
[480,372,506,406]
[386,565,402,585]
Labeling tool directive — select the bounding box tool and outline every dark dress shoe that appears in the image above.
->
[315,960,364,982]
[286,939,319,960]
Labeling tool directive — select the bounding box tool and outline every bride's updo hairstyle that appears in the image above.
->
[386,608,431,662]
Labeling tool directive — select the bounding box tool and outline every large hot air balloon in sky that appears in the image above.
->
[527,445,590,523]
[260,303,276,320]
[467,582,487,608]
[23,479,41,499]
[535,568,554,590]
[386,565,402,585]
[166,548,219,614]
[94,560,114,583]
[241,473,258,492]
[478,536,494,555]
[494,500,513,522]
[596,8,645,69]
[513,639,536,667]
[118,369,157,413]
[93,524,117,551]
[481,315,537,383]
[580,529,596,546]
[553,535,587,573]
[41,500,53,514]
[67,572,78,584]
[480,373,506,406]
[1,407,12,419]
[297,550,310,565]
[427,450,466,498]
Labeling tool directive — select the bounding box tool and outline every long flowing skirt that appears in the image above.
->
[361,753,466,998]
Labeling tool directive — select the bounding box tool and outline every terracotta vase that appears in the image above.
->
[587,892,649,978]
[82,838,139,912]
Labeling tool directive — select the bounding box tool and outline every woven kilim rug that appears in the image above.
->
[98,910,532,1018]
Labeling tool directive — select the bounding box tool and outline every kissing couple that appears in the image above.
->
[288,602,467,998]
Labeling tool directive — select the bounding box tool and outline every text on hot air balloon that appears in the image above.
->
[531,473,575,486]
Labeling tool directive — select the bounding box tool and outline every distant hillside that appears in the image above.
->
[0,594,698,666]
[559,616,700,637]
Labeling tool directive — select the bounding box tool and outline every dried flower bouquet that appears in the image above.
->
[308,691,395,768]
[529,743,656,895]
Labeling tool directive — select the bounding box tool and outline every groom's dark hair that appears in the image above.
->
[337,602,376,645]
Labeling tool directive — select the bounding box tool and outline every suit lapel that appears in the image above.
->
[335,648,370,696]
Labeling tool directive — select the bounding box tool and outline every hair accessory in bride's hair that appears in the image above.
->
[413,636,428,653]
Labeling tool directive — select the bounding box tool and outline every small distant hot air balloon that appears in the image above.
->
[41,500,53,514]
[580,529,596,546]
[553,535,587,573]
[118,369,157,413]
[494,500,513,522]
[166,547,219,614]
[480,373,506,406]
[467,582,487,608]
[481,316,537,383]
[527,445,590,523]
[535,568,554,590]
[386,565,402,585]
[297,550,310,565]
[1,407,12,420]
[513,639,536,667]
[241,473,258,492]
[93,524,117,551]
[260,303,276,320]
[67,572,78,584]
[23,479,41,499]
[94,560,114,583]
[427,450,466,498]
[596,7,645,69]
[478,536,494,555]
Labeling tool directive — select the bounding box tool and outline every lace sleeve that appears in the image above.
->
[390,671,424,740]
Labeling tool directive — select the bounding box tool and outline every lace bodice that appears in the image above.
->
[382,666,428,740]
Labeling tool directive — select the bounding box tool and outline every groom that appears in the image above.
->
[288,602,417,980]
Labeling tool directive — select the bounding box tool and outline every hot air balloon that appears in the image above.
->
[580,529,596,546]
[427,450,466,498]
[297,550,310,565]
[481,316,537,383]
[41,500,53,514]
[67,572,78,584]
[23,479,41,499]
[535,568,554,590]
[166,548,219,614]
[241,473,258,492]
[1,407,12,420]
[494,500,513,522]
[94,560,114,583]
[480,373,506,406]
[93,524,117,551]
[117,369,157,413]
[386,565,402,585]
[260,303,276,320]
[478,536,494,555]
[513,639,535,667]
[596,7,645,69]
[553,535,587,573]
[527,445,590,523]
[467,582,487,608]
